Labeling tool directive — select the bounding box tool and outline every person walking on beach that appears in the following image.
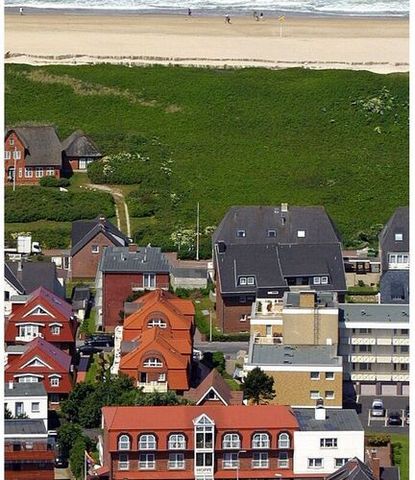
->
[254,11,259,21]
[259,12,264,20]
[225,14,231,24]
[19,7,24,15]
[188,8,192,16]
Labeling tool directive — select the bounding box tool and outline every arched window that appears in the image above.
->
[118,434,130,450]
[222,433,241,449]
[143,358,163,368]
[139,434,157,450]
[147,318,167,328]
[278,433,290,449]
[252,433,269,449]
[168,433,186,449]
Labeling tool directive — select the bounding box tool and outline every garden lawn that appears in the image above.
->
[5,65,409,248]
[390,433,409,480]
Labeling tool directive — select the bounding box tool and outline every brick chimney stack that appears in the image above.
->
[128,243,137,253]
[368,449,381,480]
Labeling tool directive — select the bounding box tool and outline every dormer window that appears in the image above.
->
[148,319,167,328]
[10,138,14,146]
[143,358,163,368]
[51,325,61,335]
[321,276,329,285]
[395,233,403,241]
[297,230,306,238]
[237,229,246,238]
[247,277,255,285]
[239,277,247,286]
[267,229,276,237]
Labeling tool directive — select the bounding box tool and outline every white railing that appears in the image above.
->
[254,336,283,345]
[137,381,168,393]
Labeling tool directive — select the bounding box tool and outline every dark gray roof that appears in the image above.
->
[5,419,47,436]
[250,344,342,367]
[327,457,376,480]
[294,408,364,432]
[72,286,91,310]
[100,246,170,273]
[6,345,27,354]
[5,382,47,397]
[339,303,409,324]
[215,243,286,294]
[6,261,62,296]
[62,130,102,158]
[379,207,409,270]
[213,206,345,296]
[213,205,341,245]
[71,217,129,255]
[278,243,346,291]
[380,467,400,480]
[4,263,25,294]
[380,270,409,304]
[6,126,62,166]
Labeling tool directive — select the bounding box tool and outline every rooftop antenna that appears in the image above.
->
[196,202,200,261]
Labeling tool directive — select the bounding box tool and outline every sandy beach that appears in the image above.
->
[4,13,409,73]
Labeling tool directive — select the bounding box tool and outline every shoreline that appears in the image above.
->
[4,13,409,74]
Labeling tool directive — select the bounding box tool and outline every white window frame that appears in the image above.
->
[35,167,44,178]
[395,233,403,241]
[313,277,321,285]
[139,434,157,450]
[18,168,23,178]
[252,452,269,468]
[13,150,22,160]
[252,433,270,449]
[91,244,100,254]
[9,138,14,146]
[168,452,185,470]
[310,391,320,400]
[139,453,155,470]
[310,372,320,380]
[17,375,40,383]
[308,458,324,469]
[25,167,33,178]
[222,433,241,449]
[223,452,238,469]
[321,276,329,284]
[50,377,60,387]
[143,273,156,289]
[118,453,129,470]
[46,167,55,176]
[18,324,40,339]
[143,358,163,368]
[4,151,11,160]
[147,318,167,328]
[325,372,335,380]
[320,438,338,448]
[51,325,61,335]
[118,434,130,451]
[297,230,306,238]
[168,434,186,450]
[158,373,166,382]
[239,277,247,286]
[247,276,255,285]
[278,451,289,468]
[335,458,349,468]
[325,390,335,400]
[278,433,290,449]
[31,402,40,413]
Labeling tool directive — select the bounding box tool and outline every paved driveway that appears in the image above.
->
[356,395,409,433]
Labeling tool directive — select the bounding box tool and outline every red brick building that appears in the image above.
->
[96,246,170,331]
[71,216,129,279]
[4,126,62,185]
[5,286,77,354]
[5,337,73,405]
[97,405,298,480]
[62,130,102,173]
[5,419,55,480]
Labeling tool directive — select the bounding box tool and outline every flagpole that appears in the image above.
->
[84,451,87,480]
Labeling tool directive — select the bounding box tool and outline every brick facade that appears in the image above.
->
[4,131,61,185]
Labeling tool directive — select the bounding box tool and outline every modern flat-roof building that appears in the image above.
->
[339,303,409,396]
[4,419,55,480]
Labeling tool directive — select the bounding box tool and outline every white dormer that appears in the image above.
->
[297,230,306,238]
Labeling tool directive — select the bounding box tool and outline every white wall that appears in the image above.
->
[4,280,20,316]
[293,430,365,475]
[5,394,48,429]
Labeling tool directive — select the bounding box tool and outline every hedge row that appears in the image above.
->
[5,225,72,249]
[39,176,70,188]
[5,187,115,223]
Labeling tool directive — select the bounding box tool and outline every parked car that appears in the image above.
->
[77,344,101,355]
[388,411,402,426]
[55,456,68,468]
[371,399,385,417]
[85,334,114,348]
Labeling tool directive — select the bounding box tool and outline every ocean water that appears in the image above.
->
[4,0,409,16]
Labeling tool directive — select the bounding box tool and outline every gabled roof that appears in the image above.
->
[326,457,376,480]
[184,369,243,405]
[5,263,25,294]
[120,328,190,371]
[100,246,170,273]
[380,270,409,304]
[6,126,62,166]
[26,286,72,318]
[61,130,102,158]
[6,261,62,296]
[213,205,341,245]
[123,289,194,332]
[379,207,409,269]
[71,217,129,256]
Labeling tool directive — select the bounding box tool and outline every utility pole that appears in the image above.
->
[13,149,17,192]
[209,309,212,342]
[196,202,200,261]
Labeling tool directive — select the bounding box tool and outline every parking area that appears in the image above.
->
[357,395,409,433]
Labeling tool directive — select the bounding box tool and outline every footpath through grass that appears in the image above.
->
[5,65,409,248]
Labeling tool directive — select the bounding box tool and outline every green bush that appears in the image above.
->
[5,225,72,249]
[39,176,70,188]
[367,433,391,446]
[5,187,114,223]
[127,188,161,217]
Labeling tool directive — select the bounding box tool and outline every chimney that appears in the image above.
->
[8,381,14,390]
[369,449,381,480]
[315,398,326,420]
[98,215,106,225]
[128,243,137,253]
[17,260,23,272]
[217,241,226,254]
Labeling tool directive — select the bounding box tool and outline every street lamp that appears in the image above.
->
[236,450,246,480]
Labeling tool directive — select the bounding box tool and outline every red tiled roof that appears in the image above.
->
[102,405,298,431]
[29,286,72,318]
[24,337,71,370]
[184,369,243,405]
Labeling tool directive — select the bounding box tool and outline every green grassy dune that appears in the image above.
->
[5,64,409,248]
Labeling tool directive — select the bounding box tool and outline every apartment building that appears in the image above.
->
[339,303,409,396]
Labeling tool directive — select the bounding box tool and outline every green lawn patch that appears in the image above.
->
[5,220,72,249]
[390,433,409,480]
[5,65,408,250]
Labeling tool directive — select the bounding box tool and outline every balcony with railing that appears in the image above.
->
[137,381,168,393]
[254,335,283,345]
[251,299,284,321]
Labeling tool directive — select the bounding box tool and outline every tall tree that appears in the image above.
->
[243,367,275,405]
